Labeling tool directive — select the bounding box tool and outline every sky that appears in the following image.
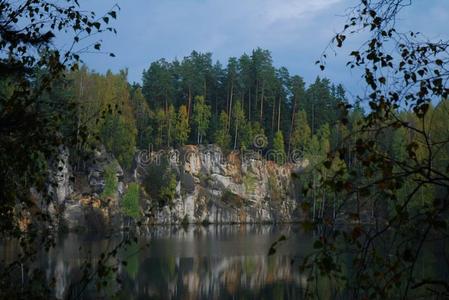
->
[77,0,449,98]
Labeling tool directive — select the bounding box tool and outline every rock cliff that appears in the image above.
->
[51,145,307,230]
[135,145,306,225]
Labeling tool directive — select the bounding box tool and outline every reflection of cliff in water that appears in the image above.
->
[1,225,311,299]
[4,224,447,299]
[132,255,305,299]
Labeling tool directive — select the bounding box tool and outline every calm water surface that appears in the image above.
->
[2,224,314,299]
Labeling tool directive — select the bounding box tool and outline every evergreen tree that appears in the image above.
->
[239,121,254,150]
[192,95,211,144]
[175,105,190,146]
[291,110,311,153]
[142,59,174,110]
[153,108,166,148]
[317,123,331,155]
[166,104,176,147]
[232,100,246,149]
[214,111,231,150]
[100,114,137,169]
[130,85,152,149]
[272,131,286,164]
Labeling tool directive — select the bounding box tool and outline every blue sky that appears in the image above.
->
[79,0,449,98]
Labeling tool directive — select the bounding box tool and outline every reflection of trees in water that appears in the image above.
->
[11,225,447,299]
[0,226,308,299]
[137,255,304,299]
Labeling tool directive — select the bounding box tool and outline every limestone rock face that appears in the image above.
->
[52,144,304,230]
[61,195,122,233]
[48,145,124,232]
[88,145,123,195]
[48,146,73,205]
[141,145,303,224]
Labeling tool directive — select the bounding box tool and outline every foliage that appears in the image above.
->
[214,111,231,150]
[291,110,311,152]
[243,173,258,194]
[299,0,449,298]
[192,95,211,144]
[101,114,137,170]
[101,163,118,200]
[272,131,286,164]
[175,105,190,146]
[0,1,123,297]
[130,84,152,148]
[121,183,140,219]
[141,48,346,154]
[232,100,247,150]
[221,190,244,208]
[143,158,177,208]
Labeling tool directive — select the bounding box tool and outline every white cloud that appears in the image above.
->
[257,0,343,24]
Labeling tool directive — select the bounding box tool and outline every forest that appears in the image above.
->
[50,49,347,168]
[2,0,449,298]
[43,48,449,221]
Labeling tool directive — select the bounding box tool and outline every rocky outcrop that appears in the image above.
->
[48,146,124,232]
[137,145,306,225]
[88,145,124,197]
[48,146,73,205]
[48,144,306,230]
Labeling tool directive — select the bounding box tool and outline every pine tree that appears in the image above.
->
[317,123,331,155]
[166,104,176,147]
[175,105,190,146]
[214,111,231,150]
[232,100,246,149]
[154,108,166,148]
[192,96,211,144]
[272,131,286,164]
[291,110,311,153]
[100,114,137,170]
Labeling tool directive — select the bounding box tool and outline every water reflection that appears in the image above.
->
[1,225,313,299]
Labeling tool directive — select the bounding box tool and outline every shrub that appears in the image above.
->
[121,183,140,219]
[101,163,118,200]
[143,158,177,207]
[221,190,243,207]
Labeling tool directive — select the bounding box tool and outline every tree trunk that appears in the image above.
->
[187,87,192,122]
[287,98,297,155]
[234,122,238,150]
[228,81,234,133]
[167,116,171,147]
[255,80,259,122]
[260,81,265,124]
[271,98,275,135]
[277,96,281,132]
[248,88,251,121]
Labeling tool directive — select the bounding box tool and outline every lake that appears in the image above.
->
[1,224,316,299]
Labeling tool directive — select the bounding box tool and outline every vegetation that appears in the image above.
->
[2,0,449,298]
[121,183,140,219]
[221,190,244,208]
[136,48,346,157]
[143,159,177,208]
[294,0,449,298]
[101,163,119,200]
